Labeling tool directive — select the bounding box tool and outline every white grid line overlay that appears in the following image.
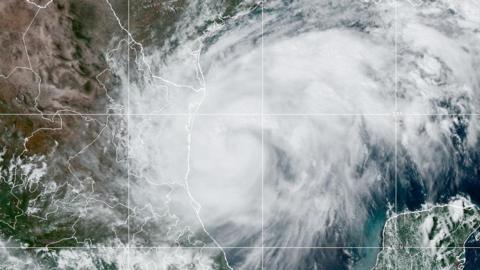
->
[0,246,479,249]
[1,113,478,116]
[261,0,265,269]
[127,0,131,267]
[394,0,399,269]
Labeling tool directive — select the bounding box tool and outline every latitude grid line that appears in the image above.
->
[0,113,479,116]
[1,246,479,249]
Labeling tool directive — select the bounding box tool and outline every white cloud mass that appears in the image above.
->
[120,0,480,269]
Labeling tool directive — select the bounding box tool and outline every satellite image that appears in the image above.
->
[0,0,479,269]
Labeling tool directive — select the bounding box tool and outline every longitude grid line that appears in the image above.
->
[127,0,131,267]
[394,0,398,269]
[261,0,265,269]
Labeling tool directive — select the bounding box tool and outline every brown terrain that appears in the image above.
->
[0,0,128,157]
[0,0,127,115]
[0,0,200,159]
[129,0,187,46]
[0,2,129,248]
